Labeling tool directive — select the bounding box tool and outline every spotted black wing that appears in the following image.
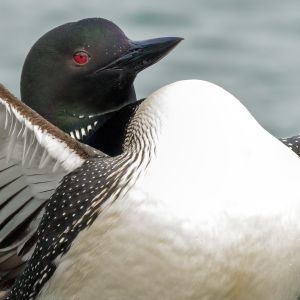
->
[5,153,137,299]
[280,135,300,156]
[0,85,97,291]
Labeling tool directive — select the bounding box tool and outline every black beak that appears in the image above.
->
[96,36,183,74]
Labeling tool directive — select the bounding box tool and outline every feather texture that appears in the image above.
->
[0,85,97,291]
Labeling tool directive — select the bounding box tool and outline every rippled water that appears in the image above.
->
[1,0,300,136]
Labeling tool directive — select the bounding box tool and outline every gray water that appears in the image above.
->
[1,0,300,137]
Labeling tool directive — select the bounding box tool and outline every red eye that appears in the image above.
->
[73,51,90,65]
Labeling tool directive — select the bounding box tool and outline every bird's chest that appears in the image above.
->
[37,178,300,300]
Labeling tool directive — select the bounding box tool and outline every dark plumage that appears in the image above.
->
[280,135,300,156]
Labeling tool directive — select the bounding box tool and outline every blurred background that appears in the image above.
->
[0,0,300,137]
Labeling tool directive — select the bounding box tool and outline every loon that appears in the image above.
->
[0,17,181,293]
[4,80,300,300]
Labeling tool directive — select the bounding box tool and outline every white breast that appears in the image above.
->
[39,80,300,300]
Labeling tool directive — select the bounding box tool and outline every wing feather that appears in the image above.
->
[0,85,100,288]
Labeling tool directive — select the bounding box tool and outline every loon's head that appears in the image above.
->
[21,17,182,141]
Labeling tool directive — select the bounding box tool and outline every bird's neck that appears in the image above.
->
[22,79,137,135]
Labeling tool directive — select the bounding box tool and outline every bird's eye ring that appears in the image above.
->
[73,51,90,65]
